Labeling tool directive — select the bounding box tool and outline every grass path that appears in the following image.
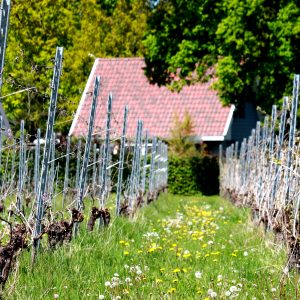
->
[6,194,297,299]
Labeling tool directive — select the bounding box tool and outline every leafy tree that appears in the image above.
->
[143,0,300,112]
[2,0,149,134]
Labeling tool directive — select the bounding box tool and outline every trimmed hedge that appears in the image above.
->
[168,155,219,195]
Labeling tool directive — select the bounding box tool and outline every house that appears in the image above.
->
[69,58,258,151]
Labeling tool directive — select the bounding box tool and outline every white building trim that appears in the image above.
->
[68,59,99,136]
[223,104,235,138]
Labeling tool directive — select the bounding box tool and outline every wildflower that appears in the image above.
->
[123,289,129,295]
[124,264,129,269]
[136,270,142,275]
[243,251,249,256]
[160,268,166,272]
[125,278,131,283]
[172,279,178,283]
[156,278,163,283]
[173,268,181,273]
[114,273,119,277]
[217,274,223,281]
[225,291,231,297]
[195,271,202,279]
[271,288,276,292]
[114,296,121,300]
[123,251,129,255]
[99,295,105,300]
[208,240,213,245]
[53,294,59,299]
[104,281,111,287]
[210,292,217,298]
[167,288,176,293]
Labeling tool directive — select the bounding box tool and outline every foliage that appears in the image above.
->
[5,194,295,299]
[143,0,300,113]
[168,111,198,157]
[2,0,150,134]
[168,155,219,195]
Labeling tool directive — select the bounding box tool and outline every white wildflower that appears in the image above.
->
[195,271,202,279]
[104,281,111,287]
[125,277,131,283]
[99,295,105,300]
[53,294,59,299]
[271,288,276,292]
[114,273,119,277]
[208,240,213,245]
[243,251,249,256]
[225,291,231,297]
[217,274,223,281]
[210,291,217,298]
[230,286,237,293]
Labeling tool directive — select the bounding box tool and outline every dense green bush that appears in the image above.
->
[168,155,219,195]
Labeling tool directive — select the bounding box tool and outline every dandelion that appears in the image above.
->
[217,274,223,281]
[271,288,276,292]
[230,286,237,293]
[156,278,163,283]
[173,268,181,273]
[225,291,231,297]
[167,288,176,293]
[99,295,105,300]
[243,251,249,256]
[125,278,131,283]
[123,251,129,255]
[104,281,111,287]
[210,291,217,298]
[195,271,202,279]
[53,294,59,299]
[114,273,119,277]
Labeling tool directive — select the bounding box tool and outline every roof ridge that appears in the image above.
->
[96,57,144,61]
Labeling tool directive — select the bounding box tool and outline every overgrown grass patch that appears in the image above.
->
[5,194,297,299]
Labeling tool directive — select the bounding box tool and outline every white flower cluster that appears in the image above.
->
[143,232,160,239]
[208,289,217,298]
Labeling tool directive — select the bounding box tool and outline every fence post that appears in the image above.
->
[34,129,41,196]
[0,0,11,130]
[141,130,148,195]
[16,120,25,212]
[62,135,70,207]
[76,76,100,211]
[32,47,63,257]
[75,139,82,190]
[115,105,128,216]
[284,75,299,205]
[99,93,113,210]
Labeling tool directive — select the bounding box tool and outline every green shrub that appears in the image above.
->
[168,155,219,195]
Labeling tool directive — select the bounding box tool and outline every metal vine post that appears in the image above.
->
[115,105,128,216]
[32,46,63,260]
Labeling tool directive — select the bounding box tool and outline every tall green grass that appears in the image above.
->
[4,194,297,299]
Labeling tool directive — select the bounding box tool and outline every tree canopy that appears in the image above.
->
[2,0,150,134]
[143,0,300,113]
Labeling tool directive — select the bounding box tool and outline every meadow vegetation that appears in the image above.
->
[5,193,297,299]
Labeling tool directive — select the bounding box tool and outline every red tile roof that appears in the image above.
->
[69,58,234,141]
